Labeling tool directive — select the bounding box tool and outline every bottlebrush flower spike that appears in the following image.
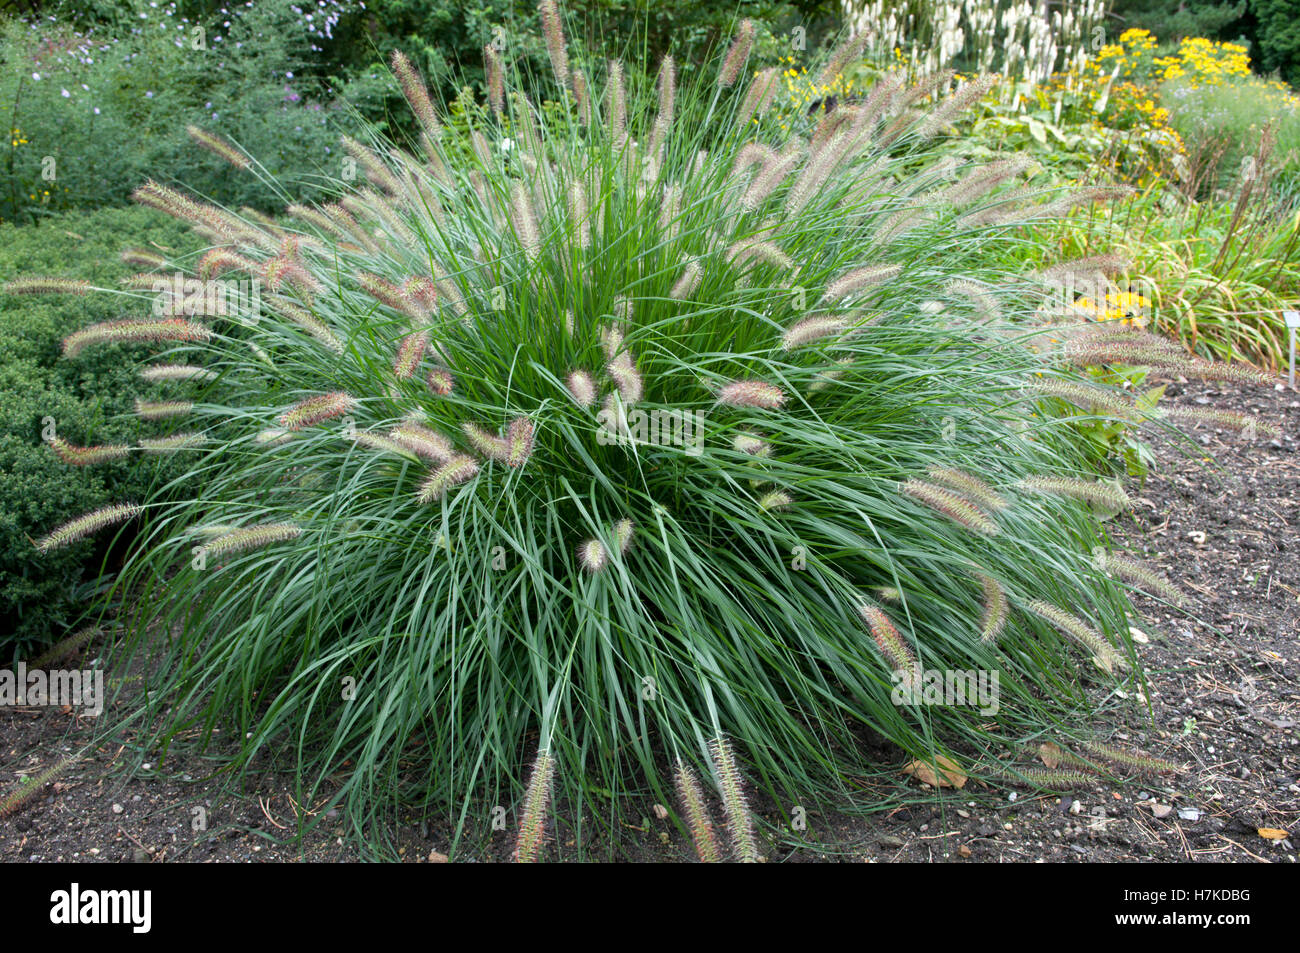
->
[1157,406,1279,437]
[607,59,627,139]
[1017,476,1131,512]
[758,490,791,512]
[538,0,568,89]
[426,368,455,396]
[1080,741,1183,776]
[926,466,1007,511]
[35,502,141,553]
[577,537,609,573]
[1028,380,1136,418]
[736,67,780,127]
[390,422,455,462]
[279,392,354,431]
[612,518,634,554]
[341,136,402,196]
[402,276,439,314]
[782,315,845,350]
[139,433,205,453]
[197,249,259,279]
[1003,767,1100,789]
[63,318,211,358]
[514,748,556,863]
[511,182,541,263]
[135,399,193,421]
[670,261,702,300]
[0,755,80,820]
[1102,553,1186,606]
[607,354,643,403]
[1027,600,1122,674]
[572,69,590,124]
[47,437,130,465]
[717,380,785,409]
[717,19,756,88]
[708,737,759,862]
[391,50,441,139]
[462,422,510,463]
[187,125,250,169]
[393,331,428,380]
[727,238,794,271]
[4,277,91,295]
[974,571,1008,643]
[357,272,423,321]
[199,522,303,559]
[274,298,344,354]
[349,430,417,458]
[673,760,721,863]
[505,417,536,467]
[857,602,921,681]
[732,433,770,456]
[263,256,319,298]
[255,428,294,446]
[900,480,1000,536]
[822,264,903,303]
[120,248,168,269]
[485,43,505,114]
[418,455,480,503]
[567,370,596,408]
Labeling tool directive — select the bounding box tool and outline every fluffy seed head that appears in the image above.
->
[538,1,568,89]
[187,125,250,169]
[857,602,921,681]
[391,50,441,137]
[390,422,455,462]
[135,399,193,421]
[47,437,130,466]
[393,331,428,380]
[782,315,845,350]
[1018,475,1131,512]
[900,479,1000,535]
[1102,553,1186,606]
[975,571,1009,643]
[578,537,609,573]
[35,502,141,553]
[418,455,480,502]
[673,761,721,863]
[279,392,354,430]
[718,19,756,88]
[926,466,1007,511]
[567,369,596,408]
[63,318,211,358]
[823,264,902,303]
[514,748,556,863]
[717,379,786,409]
[670,261,702,300]
[4,277,91,295]
[758,489,792,512]
[708,737,759,862]
[426,368,455,396]
[138,433,205,453]
[1027,600,1122,674]
[1080,741,1182,776]
[199,522,303,559]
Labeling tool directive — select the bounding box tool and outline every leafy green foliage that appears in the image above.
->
[0,206,200,655]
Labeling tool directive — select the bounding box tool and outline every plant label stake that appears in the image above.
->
[1286,311,1300,390]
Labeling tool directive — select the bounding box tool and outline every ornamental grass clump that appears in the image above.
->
[29,8,1254,854]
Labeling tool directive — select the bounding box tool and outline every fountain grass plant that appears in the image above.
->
[23,6,1250,858]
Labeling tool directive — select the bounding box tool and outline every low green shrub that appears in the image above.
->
[0,205,201,656]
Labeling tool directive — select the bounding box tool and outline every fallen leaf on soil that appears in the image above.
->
[428,850,448,863]
[1151,803,1174,818]
[1039,742,1063,768]
[1257,828,1290,840]
[652,803,669,820]
[957,844,972,858]
[903,755,966,789]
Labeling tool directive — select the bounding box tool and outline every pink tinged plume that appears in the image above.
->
[47,437,130,466]
[577,537,609,573]
[505,417,536,467]
[135,399,193,421]
[717,379,786,409]
[567,369,596,408]
[62,318,211,359]
[279,392,354,431]
[389,422,455,462]
[417,455,480,503]
[393,331,428,380]
[426,368,455,396]
[607,354,643,403]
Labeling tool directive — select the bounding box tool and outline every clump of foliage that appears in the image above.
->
[0,206,201,657]
[28,7,1257,857]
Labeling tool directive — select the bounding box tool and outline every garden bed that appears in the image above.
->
[2,378,1295,863]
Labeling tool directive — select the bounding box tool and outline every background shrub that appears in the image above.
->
[0,205,201,656]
